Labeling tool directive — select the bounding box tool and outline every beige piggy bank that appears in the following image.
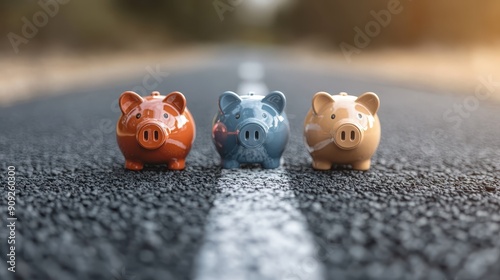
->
[304,92,381,171]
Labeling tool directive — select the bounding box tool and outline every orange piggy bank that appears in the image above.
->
[116,91,196,170]
[304,92,381,171]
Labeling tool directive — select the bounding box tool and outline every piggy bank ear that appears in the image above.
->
[262,91,286,114]
[219,91,241,113]
[356,92,380,115]
[119,91,144,115]
[163,91,186,113]
[312,92,334,115]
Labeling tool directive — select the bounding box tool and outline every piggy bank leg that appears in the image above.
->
[351,160,371,171]
[221,159,240,169]
[262,158,280,169]
[168,159,186,170]
[125,160,144,171]
[312,159,332,170]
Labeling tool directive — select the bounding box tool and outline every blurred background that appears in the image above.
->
[3,0,500,49]
[1,0,500,104]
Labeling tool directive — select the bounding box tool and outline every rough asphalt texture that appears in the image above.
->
[1,48,500,280]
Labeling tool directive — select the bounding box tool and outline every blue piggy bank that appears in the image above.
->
[212,91,290,169]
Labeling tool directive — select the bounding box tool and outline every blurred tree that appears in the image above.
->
[278,0,500,48]
[112,0,241,41]
[1,0,500,52]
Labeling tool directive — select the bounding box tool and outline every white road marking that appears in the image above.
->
[238,61,265,81]
[194,62,324,280]
[195,169,324,280]
[237,61,268,96]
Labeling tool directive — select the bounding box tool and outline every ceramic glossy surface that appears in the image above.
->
[116,91,196,170]
[304,92,381,171]
[212,91,289,169]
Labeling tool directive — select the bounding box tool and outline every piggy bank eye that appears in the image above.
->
[330,114,336,119]
[235,113,241,119]
[163,113,169,119]
[357,113,363,119]
[136,113,142,119]
[262,113,267,118]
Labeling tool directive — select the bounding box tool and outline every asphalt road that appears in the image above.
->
[1,47,500,280]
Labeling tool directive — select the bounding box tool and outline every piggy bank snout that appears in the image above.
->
[238,122,267,148]
[136,122,168,150]
[334,122,363,150]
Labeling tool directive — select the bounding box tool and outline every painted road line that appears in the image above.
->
[196,61,324,279]
[194,168,324,280]
[238,61,265,81]
[237,61,268,96]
